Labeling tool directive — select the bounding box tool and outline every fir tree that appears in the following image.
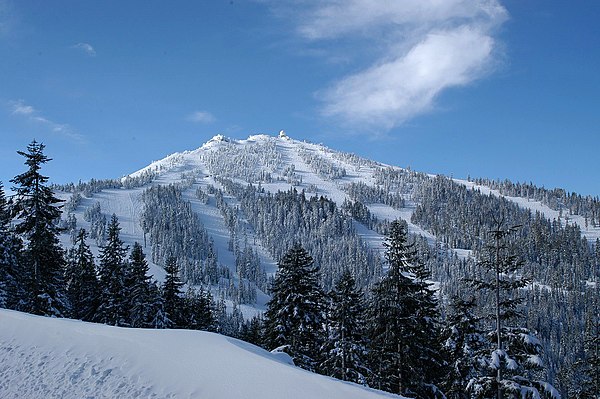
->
[64,229,99,321]
[368,219,445,398]
[443,296,488,399]
[467,218,559,399]
[162,256,184,328]
[0,181,22,309]
[126,242,154,328]
[96,214,129,326]
[240,315,264,347]
[10,141,68,316]
[321,270,369,385]
[264,243,325,371]
[148,281,169,329]
[182,286,214,331]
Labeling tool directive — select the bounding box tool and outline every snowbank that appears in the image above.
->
[0,309,401,399]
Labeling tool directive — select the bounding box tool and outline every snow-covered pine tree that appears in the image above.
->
[96,214,130,326]
[162,256,184,328]
[240,315,264,347]
[367,219,445,398]
[182,286,215,331]
[148,280,170,329]
[264,243,325,371]
[576,268,599,399]
[126,242,154,328]
[65,229,99,321]
[467,218,559,399]
[443,296,488,398]
[0,181,23,310]
[10,141,68,317]
[320,270,369,385]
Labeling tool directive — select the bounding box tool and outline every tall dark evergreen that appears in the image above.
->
[264,244,325,371]
[10,141,68,316]
[0,181,22,309]
[162,256,184,328]
[65,229,99,321]
[320,270,369,385]
[182,286,215,331]
[467,219,559,399]
[368,219,444,398]
[126,242,154,328]
[443,296,488,399]
[96,214,129,326]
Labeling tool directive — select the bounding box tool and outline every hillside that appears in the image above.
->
[48,133,599,393]
[0,309,400,399]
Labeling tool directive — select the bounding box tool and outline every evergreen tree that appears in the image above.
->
[264,243,325,371]
[162,256,184,328]
[240,315,264,347]
[467,218,559,399]
[96,214,129,326]
[368,219,444,398]
[577,269,600,399]
[443,296,488,398]
[64,229,99,321]
[148,281,169,329]
[182,286,214,331]
[321,270,369,384]
[0,181,22,309]
[10,141,68,316]
[126,242,154,328]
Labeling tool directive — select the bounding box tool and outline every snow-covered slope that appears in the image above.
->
[56,133,596,294]
[455,179,600,242]
[0,309,400,399]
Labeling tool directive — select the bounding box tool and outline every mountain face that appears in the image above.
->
[53,133,599,391]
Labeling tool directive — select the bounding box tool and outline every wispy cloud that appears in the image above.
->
[72,42,96,57]
[8,99,83,141]
[268,0,507,131]
[187,110,216,124]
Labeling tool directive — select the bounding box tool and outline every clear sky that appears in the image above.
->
[1,1,599,196]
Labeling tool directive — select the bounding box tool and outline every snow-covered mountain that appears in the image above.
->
[10,132,600,394]
[56,132,599,281]
[0,309,400,399]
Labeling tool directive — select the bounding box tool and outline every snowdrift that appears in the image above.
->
[0,309,400,398]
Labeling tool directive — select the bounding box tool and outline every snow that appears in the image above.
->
[455,179,600,243]
[0,309,402,399]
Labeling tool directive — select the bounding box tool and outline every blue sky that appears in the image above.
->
[1,0,599,196]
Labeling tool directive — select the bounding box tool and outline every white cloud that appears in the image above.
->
[72,42,96,57]
[11,100,35,116]
[321,26,495,129]
[268,0,507,131]
[8,99,83,141]
[187,111,216,124]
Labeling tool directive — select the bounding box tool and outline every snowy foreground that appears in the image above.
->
[0,310,401,399]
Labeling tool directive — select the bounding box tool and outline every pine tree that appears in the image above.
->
[148,281,169,329]
[368,219,445,398]
[0,181,22,309]
[182,286,214,331]
[126,242,154,328]
[64,229,99,321]
[240,315,264,347]
[443,296,488,399]
[96,214,129,326]
[321,270,369,384]
[467,218,559,399]
[162,256,184,328]
[264,243,325,371]
[10,141,68,316]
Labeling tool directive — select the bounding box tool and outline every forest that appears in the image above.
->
[1,140,598,398]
